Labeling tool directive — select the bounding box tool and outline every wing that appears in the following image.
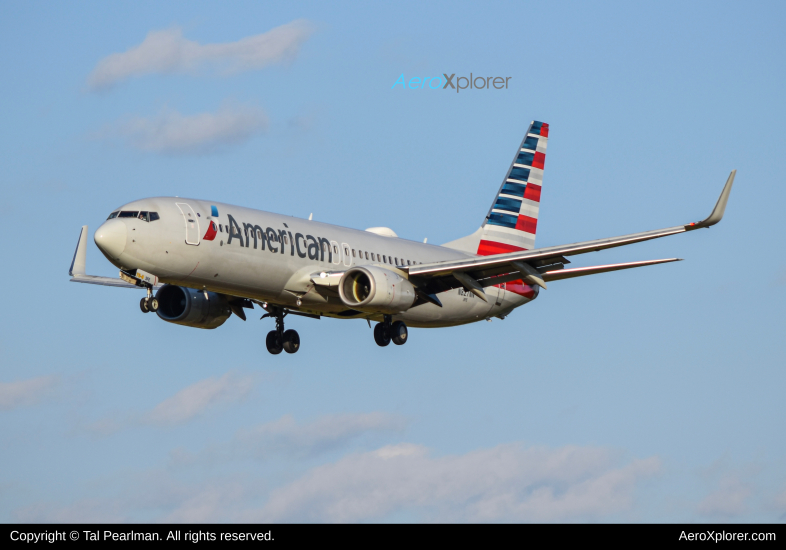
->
[405,171,735,296]
[68,225,162,290]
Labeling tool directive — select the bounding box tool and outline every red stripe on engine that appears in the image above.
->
[476,240,527,256]
[540,123,549,138]
[532,152,546,169]
[523,183,541,202]
[515,215,538,234]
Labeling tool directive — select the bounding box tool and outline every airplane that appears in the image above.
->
[69,121,736,355]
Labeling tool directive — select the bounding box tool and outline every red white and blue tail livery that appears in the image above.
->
[478,121,548,256]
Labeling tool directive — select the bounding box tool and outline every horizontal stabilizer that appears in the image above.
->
[541,258,681,282]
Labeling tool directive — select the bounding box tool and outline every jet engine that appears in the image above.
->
[338,266,416,314]
[155,284,231,329]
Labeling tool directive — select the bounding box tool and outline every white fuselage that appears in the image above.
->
[95,197,538,328]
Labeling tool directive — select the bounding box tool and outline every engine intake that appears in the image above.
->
[338,266,416,314]
[155,284,231,329]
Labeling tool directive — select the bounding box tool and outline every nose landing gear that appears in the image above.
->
[262,306,300,355]
[374,315,408,347]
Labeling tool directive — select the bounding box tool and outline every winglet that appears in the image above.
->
[69,225,88,276]
[687,170,736,230]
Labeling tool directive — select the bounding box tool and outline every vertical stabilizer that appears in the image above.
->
[477,120,548,255]
[441,121,549,255]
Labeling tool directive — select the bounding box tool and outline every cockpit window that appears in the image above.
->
[114,210,159,221]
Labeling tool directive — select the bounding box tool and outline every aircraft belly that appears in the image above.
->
[396,286,498,327]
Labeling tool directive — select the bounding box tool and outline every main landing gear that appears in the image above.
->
[261,306,300,355]
[373,315,408,347]
[139,286,158,313]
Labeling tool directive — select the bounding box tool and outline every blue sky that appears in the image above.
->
[1,0,785,522]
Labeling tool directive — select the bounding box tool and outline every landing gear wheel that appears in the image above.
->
[266,330,283,355]
[147,297,159,312]
[374,323,391,347]
[282,329,300,354]
[140,297,150,313]
[390,321,408,345]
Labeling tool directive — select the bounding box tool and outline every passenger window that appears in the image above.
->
[365,251,369,260]
[149,212,160,221]
[352,249,356,258]
[107,212,119,220]
[395,257,399,265]
[407,260,411,265]
[219,224,223,232]
[344,247,349,256]
[333,245,338,253]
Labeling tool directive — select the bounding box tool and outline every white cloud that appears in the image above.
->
[12,442,659,523]
[88,20,314,90]
[0,375,59,411]
[144,372,254,426]
[101,103,268,155]
[235,412,408,459]
[697,475,752,518]
[254,443,661,522]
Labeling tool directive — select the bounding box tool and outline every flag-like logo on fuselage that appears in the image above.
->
[203,205,219,241]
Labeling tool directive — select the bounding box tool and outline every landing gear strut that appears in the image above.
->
[374,315,408,347]
[139,286,158,313]
[262,306,300,355]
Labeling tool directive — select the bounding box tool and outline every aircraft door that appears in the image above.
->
[495,282,506,306]
[330,240,341,265]
[176,203,200,245]
[485,282,506,316]
[341,243,352,267]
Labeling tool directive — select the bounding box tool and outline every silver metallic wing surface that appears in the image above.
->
[69,274,160,289]
[406,171,735,284]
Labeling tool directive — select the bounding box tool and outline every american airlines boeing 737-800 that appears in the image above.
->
[69,121,736,354]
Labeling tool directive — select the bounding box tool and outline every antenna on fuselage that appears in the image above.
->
[309,213,313,221]
[423,238,427,243]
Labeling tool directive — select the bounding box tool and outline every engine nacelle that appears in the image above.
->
[155,284,231,329]
[338,266,416,314]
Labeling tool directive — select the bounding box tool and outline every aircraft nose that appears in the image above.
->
[94,219,127,260]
